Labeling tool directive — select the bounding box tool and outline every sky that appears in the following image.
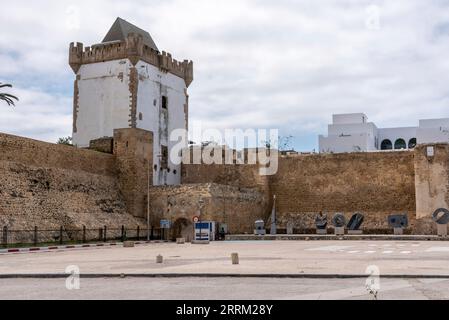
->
[1,0,449,151]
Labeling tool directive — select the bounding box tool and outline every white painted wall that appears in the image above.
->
[319,113,449,153]
[319,133,374,153]
[73,59,188,186]
[73,59,131,148]
[135,61,187,185]
[333,113,368,125]
[378,127,417,150]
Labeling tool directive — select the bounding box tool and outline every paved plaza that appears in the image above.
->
[1,240,449,276]
[1,277,449,300]
[1,240,449,299]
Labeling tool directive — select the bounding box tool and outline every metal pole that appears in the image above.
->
[33,226,38,246]
[59,226,63,245]
[2,226,7,246]
[270,195,277,235]
[82,225,86,243]
[147,156,150,241]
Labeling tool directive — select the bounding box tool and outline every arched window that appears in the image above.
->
[408,138,417,149]
[381,139,392,150]
[394,138,407,150]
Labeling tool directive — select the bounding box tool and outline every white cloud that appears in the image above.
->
[1,0,449,150]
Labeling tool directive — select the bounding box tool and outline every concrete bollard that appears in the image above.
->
[231,253,239,265]
[437,224,448,237]
[176,238,186,244]
[156,254,163,264]
[123,241,135,248]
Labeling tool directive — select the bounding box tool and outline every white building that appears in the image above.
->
[319,113,449,153]
[69,18,193,185]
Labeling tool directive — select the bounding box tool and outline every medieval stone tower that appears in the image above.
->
[69,17,193,186]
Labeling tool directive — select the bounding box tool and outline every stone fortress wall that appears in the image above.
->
[0,132,146,242]
[180,151,418,234]
[1,130,448,237]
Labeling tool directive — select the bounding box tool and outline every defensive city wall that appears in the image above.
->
[1,130,448,237]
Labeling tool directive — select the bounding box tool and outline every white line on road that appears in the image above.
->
[306,246,353,252]
[426,247,449,252]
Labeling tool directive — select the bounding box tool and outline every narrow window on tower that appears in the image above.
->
[162,96,168,109]
[161,145,168,170]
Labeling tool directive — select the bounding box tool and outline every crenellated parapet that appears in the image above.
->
[69,33,193,87]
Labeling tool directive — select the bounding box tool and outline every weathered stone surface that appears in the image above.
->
[0,133,145,243]
[149,183,267,236]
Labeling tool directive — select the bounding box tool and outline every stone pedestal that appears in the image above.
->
[334,227,345,235]
[394,228,403,235]
[437,224,448,237]
[192,240,210,245]
[316,229,327,235]
[123,241,135,248]
[176,238,186,244]
[231,253,239,265]
[348,230,363,235]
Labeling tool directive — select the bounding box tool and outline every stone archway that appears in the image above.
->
[171,218,193,242]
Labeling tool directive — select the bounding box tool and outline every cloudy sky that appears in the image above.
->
[1,0,449,151]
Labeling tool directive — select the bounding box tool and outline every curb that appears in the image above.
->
[0,240,169,255]
[226,234,449,241]
[0,273,449,279]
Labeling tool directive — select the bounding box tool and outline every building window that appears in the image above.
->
[381,139,392,150]
[408,138,417,149]
[162,96,168,109]
[161,145,168,170]
[394,138,407,150]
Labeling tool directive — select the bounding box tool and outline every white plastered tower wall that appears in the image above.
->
[69,18,193,186]
[134,60,188,186]
[73,59,132,148]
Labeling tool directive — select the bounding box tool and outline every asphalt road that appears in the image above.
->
[0,277,448,300]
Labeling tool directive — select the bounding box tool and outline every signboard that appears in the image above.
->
[427,146,435,157]
[160,219,171,229]
[194,221,216,241]
[192,216,200,223]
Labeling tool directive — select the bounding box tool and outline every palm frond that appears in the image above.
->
[0,83,19,106]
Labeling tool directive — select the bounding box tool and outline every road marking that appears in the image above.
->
[426,247,449,252]
[364,251,376,254]
[347,251,359,254]
[382,250,394,254]
[400,251,412,254]
[306,245,353,252]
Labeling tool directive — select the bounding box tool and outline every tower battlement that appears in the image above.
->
[69,33,193,87]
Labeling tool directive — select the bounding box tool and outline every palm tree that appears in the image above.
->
[0,83,19,106]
